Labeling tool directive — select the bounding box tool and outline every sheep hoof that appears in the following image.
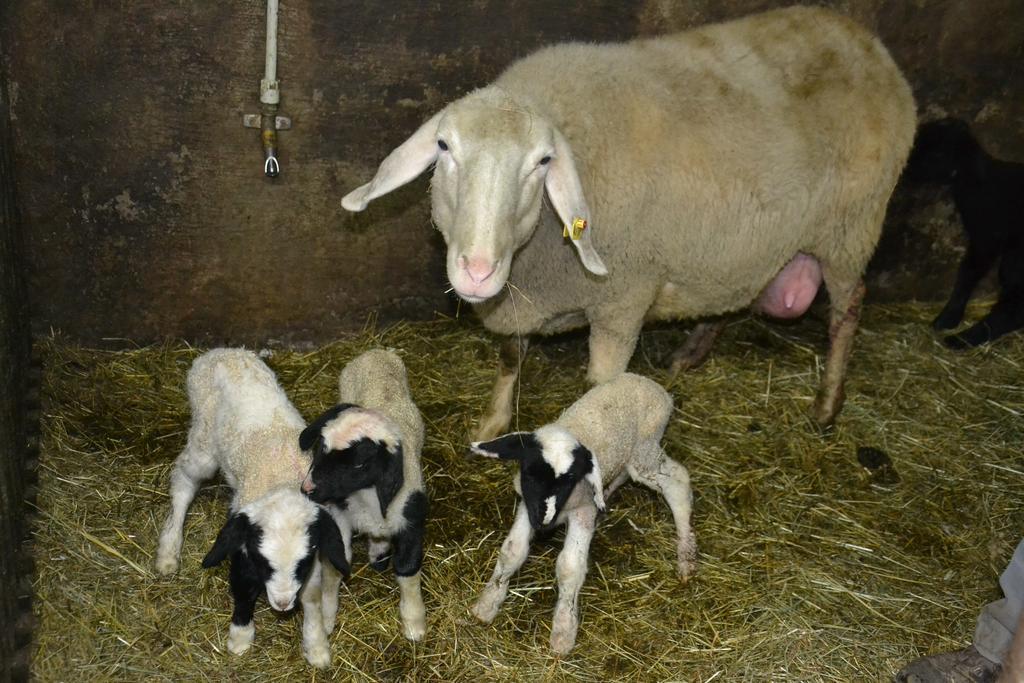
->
[226,623,254,655]
[154,555,179,576]
[470,598,500,625]
[303,642,331,669]
[549,628,577,655]
[403,617,426,641]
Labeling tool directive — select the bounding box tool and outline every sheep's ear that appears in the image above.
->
[202,513,251,568]
[544,129,608,277]
[315,509,350,578]
[300,403,358,452]
[342,110,446,211]
[470,432,534,460]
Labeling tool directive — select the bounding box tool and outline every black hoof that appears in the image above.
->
[370,555,391,572]
[943,333,972,350]
[932,311,962,331]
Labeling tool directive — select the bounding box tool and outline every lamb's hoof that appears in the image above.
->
[943,333,972,350]
[403,616,426,642]
[154,555,179,576]
[932,310,963,331]
[549,628,577,656]
[470,598,499,625]
[303,641,331,669]
[369,555,391,572]
[227,623,254,655]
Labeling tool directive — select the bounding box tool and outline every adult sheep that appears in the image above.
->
[342,6,916,437]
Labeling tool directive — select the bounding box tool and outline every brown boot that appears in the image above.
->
[895,646,1001,683]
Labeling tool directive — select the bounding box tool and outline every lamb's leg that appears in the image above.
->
[945,299,1024,349]
[475,335,530,441]
[933,243,997,331]
[550,504,598,655]
[629,452,697,580]
[226,552,261,655]
[668,320,726,376]
[814,274,866,428]
[320,507,352,633]
[299,561,331,669]
[472,501,534,624]
[155,438,218,575]
[392,500,427,641]
[587,308,646,384]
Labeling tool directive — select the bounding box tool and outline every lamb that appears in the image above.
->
[904,117,1024,348]
[341,6,916,438]
[299,349,428,641]
[154,349,350,669]
[468,373,695,654]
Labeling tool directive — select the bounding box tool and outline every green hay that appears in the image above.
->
[30,302,1024,681]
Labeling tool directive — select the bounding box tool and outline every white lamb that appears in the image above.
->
[341,6,917,438]
[154,349,350,669]
[469,373,695,654]
[300,349,428,641]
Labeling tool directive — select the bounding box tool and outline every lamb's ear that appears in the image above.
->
[470,432,535,460]
[202,513,251,568]
[315,509,351,578]
[342,110,446,211]
[584,452,606,513]
[300,403,358,452]
[544,129,608,277]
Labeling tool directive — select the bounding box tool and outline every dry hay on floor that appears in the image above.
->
[30,302,1024,681]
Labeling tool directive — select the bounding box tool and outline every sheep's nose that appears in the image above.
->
[270,597,293,611]
[460,255,496,285]
[301,477,314,493]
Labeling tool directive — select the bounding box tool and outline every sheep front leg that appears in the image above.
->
[472,501,534,624]
[630,452,698,580]
[321,507,353,633]
[392,493,428,641]
[300,561,331,669]
[550,504,598,655]
[226,552,261,655]
[475,335,530,441]
[586,309,645,384]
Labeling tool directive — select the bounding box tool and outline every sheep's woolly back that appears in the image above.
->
[187,349,310,508]
[555,373,674,484]
[465,5,916,335]
[338,349,425,488]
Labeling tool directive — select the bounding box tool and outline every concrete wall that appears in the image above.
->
[2,0,1022,345]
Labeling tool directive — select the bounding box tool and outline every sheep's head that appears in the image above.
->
[342,87,607,302]
[471,425,605,531]
[201,489,349,611]
[299,404,405,515]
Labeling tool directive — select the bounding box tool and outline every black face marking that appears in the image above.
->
[299,403,360,452]
[393,491,428,577]
[474,433,593,531]
[304,437,404,516]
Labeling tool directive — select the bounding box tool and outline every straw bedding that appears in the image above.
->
[30,302,1023,681]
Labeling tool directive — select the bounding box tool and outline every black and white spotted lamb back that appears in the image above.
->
[301,349,428,641]
[154,349,350,669]
[469,372,696,654]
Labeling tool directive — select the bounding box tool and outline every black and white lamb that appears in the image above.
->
[154,349,350,669]
[469,373,696,654]
[300,349,428,641]
[905,117,1024,348]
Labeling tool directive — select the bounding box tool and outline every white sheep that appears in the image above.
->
[341,6,917,438]
[154,349,350,669]
[300,349,428,641]
[469,372,695,654]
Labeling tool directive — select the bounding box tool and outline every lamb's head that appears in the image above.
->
[201,488,350,611]
[905,117,977,184]
[341,88,607,302]
[299,404,404,512]
[471,425,605,531]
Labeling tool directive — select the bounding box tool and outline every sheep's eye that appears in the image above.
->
[437,139,449,151]
[539,155,551,166]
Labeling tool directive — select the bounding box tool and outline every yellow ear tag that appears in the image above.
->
[563,217,587,241]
